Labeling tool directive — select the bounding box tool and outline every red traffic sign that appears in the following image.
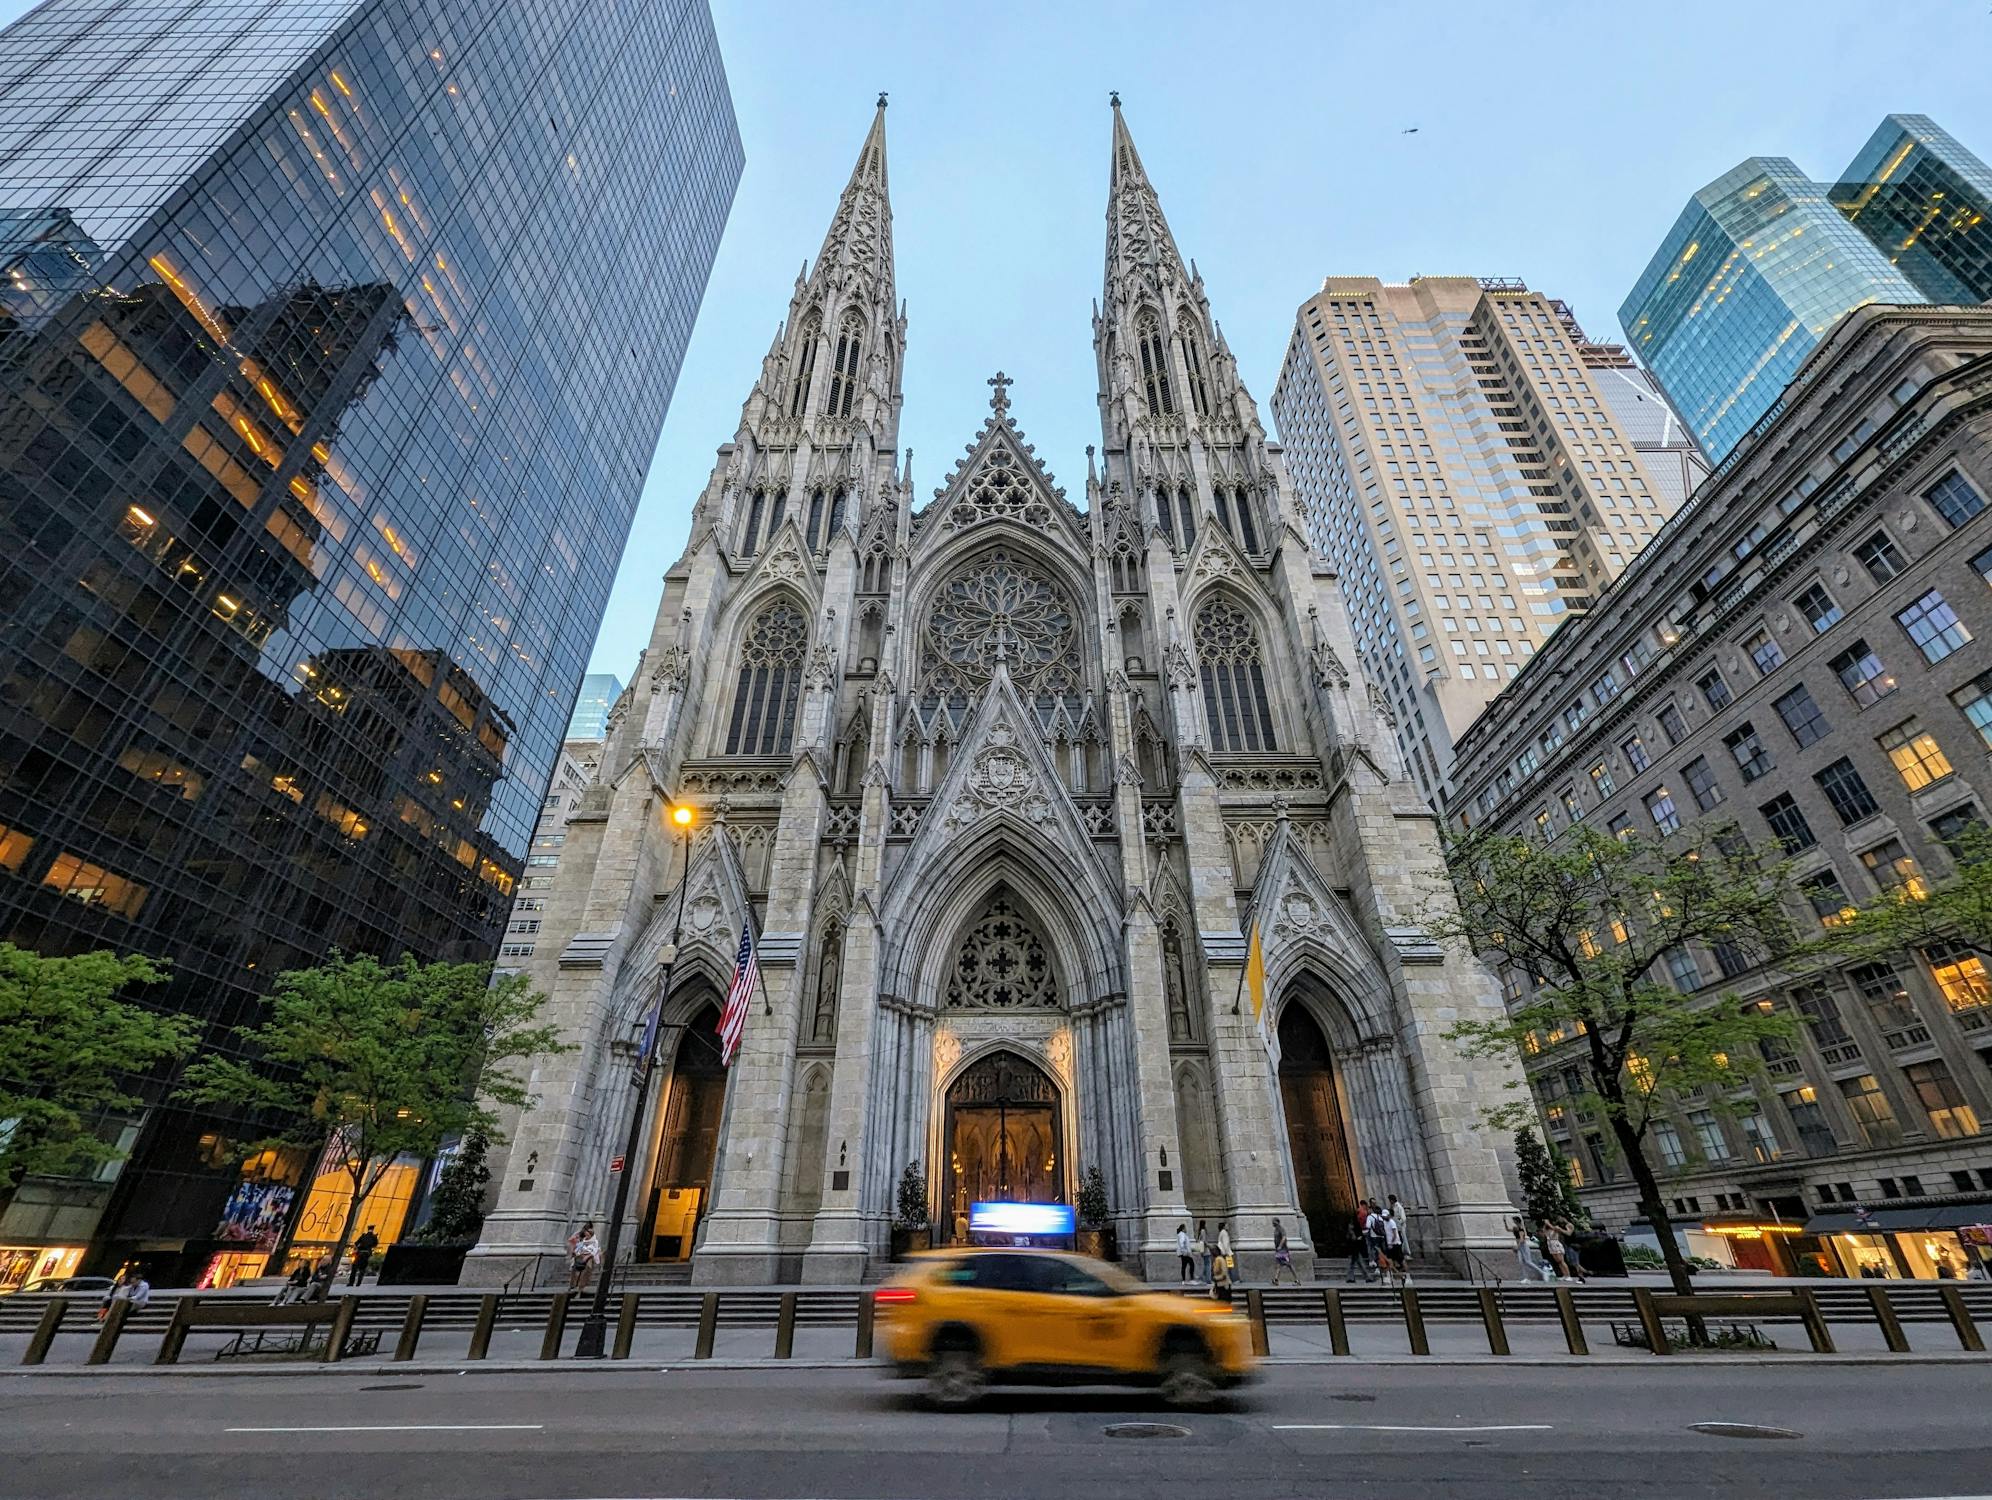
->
[609,1156,625,1174]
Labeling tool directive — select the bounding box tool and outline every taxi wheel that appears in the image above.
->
[1158,1345,1218,1409]
[927,1344,986,1411]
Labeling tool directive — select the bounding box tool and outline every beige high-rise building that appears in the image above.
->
[1270,276,1700,803]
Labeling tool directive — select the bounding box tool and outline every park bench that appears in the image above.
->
[156,1297,377,1364]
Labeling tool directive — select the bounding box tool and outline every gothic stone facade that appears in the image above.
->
[466,103,1521,1286]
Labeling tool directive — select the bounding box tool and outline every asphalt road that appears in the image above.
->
[2,1361,1988,1500]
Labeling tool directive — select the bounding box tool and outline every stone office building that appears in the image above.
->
[1448,304,1992,1278]
[466,102,1522,1288]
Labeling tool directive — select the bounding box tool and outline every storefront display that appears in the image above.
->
[0,1244,83,1291]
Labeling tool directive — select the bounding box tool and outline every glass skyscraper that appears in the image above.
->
[1832,114,1992,305]
[1620,157,1923,463]
[0,0,739,1282]
[1623,115,1992,466]
[565,672,622,740]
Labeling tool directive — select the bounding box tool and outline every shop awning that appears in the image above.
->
[1805,1204,1992,1234]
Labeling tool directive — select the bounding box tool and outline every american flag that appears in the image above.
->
[716,923,756,1066]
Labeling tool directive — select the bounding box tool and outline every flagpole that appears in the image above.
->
[1229,900,1256,1016]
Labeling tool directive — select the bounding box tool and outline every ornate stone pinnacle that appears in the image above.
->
[987,370,1012,414]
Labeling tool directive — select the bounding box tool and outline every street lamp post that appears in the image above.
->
[574,802,695,1359]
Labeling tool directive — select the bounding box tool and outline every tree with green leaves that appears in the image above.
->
[0,944,195,1195]
[1843,822,1992,970]
[1512,1126,1587,1231]
[178,953,562,1275]
[414,1129,491,1245]
[1430,818,1852,1297]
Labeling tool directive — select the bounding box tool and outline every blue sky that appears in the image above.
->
[2,0,1986,678]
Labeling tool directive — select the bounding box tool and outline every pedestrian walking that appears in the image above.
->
[1194,1220,1211,1285]
[1270,1219,1299,1285]
[1216,1222,1234,1286]
[1363,1201,1388,1279]
[1512,1218,1549,1282]
[1542,1220,1570,1280]
[1176,1223,1194,1286]
[567,1221,602,1292]
[1209,1240,1233,1303]
[1387,1193,1410,1259]
[347,1226,379,1286]
[1345,1198,1377,1283]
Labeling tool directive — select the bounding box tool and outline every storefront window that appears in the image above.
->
[0,1244,84,1291]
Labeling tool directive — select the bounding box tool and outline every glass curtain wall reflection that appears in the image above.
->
[0,0,740,1279]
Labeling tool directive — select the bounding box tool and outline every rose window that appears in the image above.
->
[923,550,1079,704]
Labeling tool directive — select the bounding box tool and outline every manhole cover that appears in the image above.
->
[1689,1422,1801,1441]
[1331,1393,1377,1404]
[358,1383,425,1392]
[1104,1422,1191,1440]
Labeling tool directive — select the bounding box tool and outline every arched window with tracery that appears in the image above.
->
[825,313,864,418]
[921,549,1081,708]
[805,489,825,550]
[739,490,767,555]
[725,600,808,754]
[827,487,847,539]
[1233,486,1261,553]
[1183,336,1211,418]
[1194,596,1276,752]
[1154,487,1174,545]
[1175,487,1197,548]
[944,890,1058,1010]
[1137,312,1175,416]
[789,315,820,417]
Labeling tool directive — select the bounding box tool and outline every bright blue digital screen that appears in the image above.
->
[969,1201,1076,1235]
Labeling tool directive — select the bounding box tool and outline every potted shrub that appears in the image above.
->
[891,1160,930,1258]
[1075,1164,1111,1260]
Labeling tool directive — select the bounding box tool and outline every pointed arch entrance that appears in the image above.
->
[941,1050,1065,1244]
[639,1000,728,1262]
[1277,1002,1360,1254]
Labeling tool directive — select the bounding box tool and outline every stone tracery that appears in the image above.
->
[942,890,1059,1010]
[922,549,1080,704]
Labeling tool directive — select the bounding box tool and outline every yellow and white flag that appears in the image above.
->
[1244,917,1269,1051]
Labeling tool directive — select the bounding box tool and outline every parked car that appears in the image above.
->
[875,1247,1255,1409]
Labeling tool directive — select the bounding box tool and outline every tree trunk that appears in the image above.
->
[326,1155,383,1288]
[1606,1111,1694,1298]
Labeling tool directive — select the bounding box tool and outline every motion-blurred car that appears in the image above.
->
[0,1275,115,1299]
[875,1247,1255,1408]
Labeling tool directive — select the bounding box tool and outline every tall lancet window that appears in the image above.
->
[806,489,826,550]
[827,487,847,538]
[1184,336,1211,418]
[1137,312,1175,416]
[1233,487,1261,554]
[789,314,820,417]
[1194,596,1276,752]
[740,490,767,555]
[725,600,808,754]
[826,313,864,418]
[1175,487,1197,549]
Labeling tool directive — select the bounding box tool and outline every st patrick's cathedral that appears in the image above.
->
[467,101,1522,1286]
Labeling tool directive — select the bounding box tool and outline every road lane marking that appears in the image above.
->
[1273,1423,1554,1433]
[226,1424,545,1433]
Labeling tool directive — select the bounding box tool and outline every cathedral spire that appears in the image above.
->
[798,96,895,318]
[1103,98,1190,304]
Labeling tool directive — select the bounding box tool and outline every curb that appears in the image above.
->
[6,1350,1989,1379]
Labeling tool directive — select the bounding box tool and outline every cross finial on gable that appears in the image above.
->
[1109,91,1120,109]
[877,92,887,109]
[987,370,1012,414]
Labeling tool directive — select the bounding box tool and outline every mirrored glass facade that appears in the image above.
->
[0,0,740,1274]
[1832,114,1992,306]
[1621,157,1923,463]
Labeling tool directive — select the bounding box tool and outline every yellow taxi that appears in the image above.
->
[875,1247,1255,1408]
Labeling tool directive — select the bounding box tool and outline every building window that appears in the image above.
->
[1951,672,1992,750]
[1852,961,1918,1031]
[1815,758,1880,825]
[1664,947,1702,992]
[1646,786,1681,835]
[1195,597,1277,752]
[1745,629,1784,676]
[1698,669,1732,710]
[1759,793,1817,852]
[1839,1074,1904,1148]
[1136,312,1176,417]
[1657,701,1688,746]
[500,943,535,959]
[1829,640,1897,707]
[1878,720,1953,791]
[1897,589,1972,664]
[1792,984,1850,1045]
[1802,871,1856,927]
[825,313,864,419]
[1607,811,1635,841]
[1793,582,1843,634]
[1621,736,1650,773]
[1926,942,1992,1013]
[1853,532,1906,583]
[1682,756,1724,812]
[1688,1109,1729,1161]
[1904,1059,1980,1139]
[1924,472,1987,529]
[1785,1089,1838,1158]
[39,852,148,917]
[1652,1121,1688,1168]
[1588,760,1616,796]
[1711,941,1751,979]
[1860,838,1926,899]
[1773,684,1829,747]
[1930,804,1985,854]
[725,600,808,755]
[1738,1108,1781,1163]
[1723,723,1773,783]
